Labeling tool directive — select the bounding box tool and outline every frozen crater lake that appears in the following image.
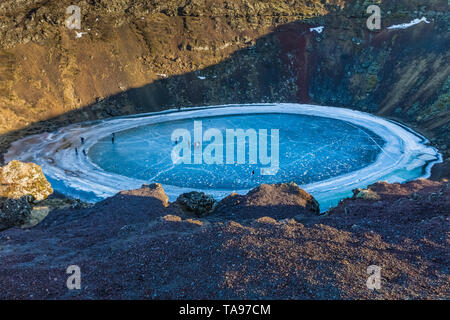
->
[6,104,442,210]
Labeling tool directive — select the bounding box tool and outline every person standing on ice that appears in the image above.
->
[81,137,85,145]
[112,133,115,144]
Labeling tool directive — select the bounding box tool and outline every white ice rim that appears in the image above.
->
[5,103,443,208]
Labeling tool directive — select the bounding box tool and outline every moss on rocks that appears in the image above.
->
[0,160,53,201]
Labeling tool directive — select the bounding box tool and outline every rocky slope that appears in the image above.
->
[0,180,448,299]
[0,0,449,175]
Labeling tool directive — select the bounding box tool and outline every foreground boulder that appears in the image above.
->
[0,160,53,231]
[352,188,381,201]
[214,183,320,220]
[0,160,53,201]
[175,191,216,217]
[120,183,169,207]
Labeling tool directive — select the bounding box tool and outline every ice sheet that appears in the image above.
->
[5,104,442,211]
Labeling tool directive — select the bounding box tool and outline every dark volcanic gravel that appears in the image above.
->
[0,180,449,300]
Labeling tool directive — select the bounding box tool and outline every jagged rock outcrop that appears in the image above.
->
[175,191,216,217]
[0,160,53,201]
[352,188,381,201]
[0,160,53,230]
[119,183,169,207]
[322,179,450,241]
[214,182,320,220]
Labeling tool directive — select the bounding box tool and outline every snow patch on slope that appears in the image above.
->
[387,17,430,30]
[310,26,324,34]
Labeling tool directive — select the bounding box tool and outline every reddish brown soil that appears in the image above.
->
[276,22,310,102]
[0,179,448,300]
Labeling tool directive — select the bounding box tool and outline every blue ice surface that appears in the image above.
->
[88,113,386,192]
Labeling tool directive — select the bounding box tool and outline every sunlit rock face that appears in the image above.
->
[0,160,53,201]
[0,160,53,231]
[213,182,321,220]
